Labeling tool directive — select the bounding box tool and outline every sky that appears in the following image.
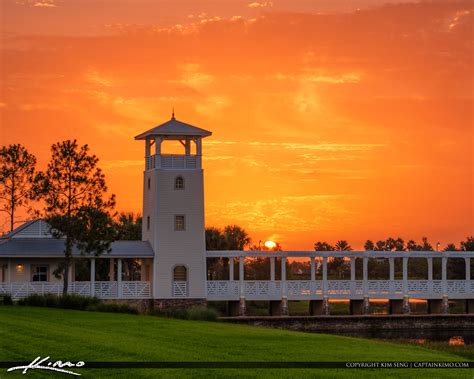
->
[0,0,472,249]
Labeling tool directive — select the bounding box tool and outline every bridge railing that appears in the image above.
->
[206,250,474,301]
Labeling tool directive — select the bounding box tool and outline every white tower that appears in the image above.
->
[135,113,212,300]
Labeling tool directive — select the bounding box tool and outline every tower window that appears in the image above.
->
[147,216,150,231]
[173,265,187,281]
[174,176,185,190]
[174,215,185,231]
[147,177,151,190]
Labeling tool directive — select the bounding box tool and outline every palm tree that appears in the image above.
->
[444,243,458,251]
[223,225,251,250]
[314,241,334,251]
[205,226,226,250]
[461,236,474,251]
[335,240,352,251]
[115,212,142,240]
[364,240,375,251]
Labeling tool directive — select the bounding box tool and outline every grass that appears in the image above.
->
[0,306,472,378]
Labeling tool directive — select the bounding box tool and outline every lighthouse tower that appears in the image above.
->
[135,114,212,301]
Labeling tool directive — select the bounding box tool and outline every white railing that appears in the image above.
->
[173,281,187,297]
[206,279,474,301]
[207,280,239,300]
[122,281,151,298]
[146,154,199,170]
[0,281,151,300]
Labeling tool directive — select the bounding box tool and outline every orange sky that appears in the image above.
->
[0,0,473,249]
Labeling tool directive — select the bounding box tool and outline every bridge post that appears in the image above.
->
[350,257,356,295]
[310,257,315,281]
[362,255,369,311]
[322,257,328,297]
[280,257,288,315]
[270,257,275,281]
[90,258,95,297]
[239,256,246,316]
[389,257,395,295]
[402,257,410,314]
[428,257,433,294]
[229,257,234,281]
[441,257,448,314]
[465,258,470,293]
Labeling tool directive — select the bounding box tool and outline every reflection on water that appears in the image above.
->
[449,336,465,346]
[335,329,473,345]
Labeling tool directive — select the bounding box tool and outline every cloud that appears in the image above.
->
[247,2,273,9]
[33,1,56,7]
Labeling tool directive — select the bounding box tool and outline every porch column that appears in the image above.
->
[155,136,162,155]
[90,258,95,297]
[310,257,316,281]
[322,257,328,296]
[109,258,115,281]
[270,257,275,281]
[281,257,287,298]
[229,257,234,281]
[7,258,11,283]
[117,258,122,298]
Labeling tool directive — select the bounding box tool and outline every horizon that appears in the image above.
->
[1,0,473,250]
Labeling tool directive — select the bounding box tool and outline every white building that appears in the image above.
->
[0,114,473,315]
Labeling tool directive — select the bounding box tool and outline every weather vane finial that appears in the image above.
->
[172,106,175,119]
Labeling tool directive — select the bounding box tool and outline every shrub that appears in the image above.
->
[187,306,218,321]
[58,294,100,310]
[86,302,139,315]
[1,294,13,305]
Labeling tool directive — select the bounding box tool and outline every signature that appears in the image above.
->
[7,356,85,376]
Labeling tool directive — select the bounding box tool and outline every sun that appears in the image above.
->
[264,240,277,250]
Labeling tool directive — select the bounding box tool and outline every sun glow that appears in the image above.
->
[264,240,277,250]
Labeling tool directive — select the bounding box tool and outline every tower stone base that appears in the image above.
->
[153,298,207,312]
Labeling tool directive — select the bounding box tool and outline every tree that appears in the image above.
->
[115,212,142,240]
[375,240,388,251]
[461,236,474,251]
[35,140,116,295]
[314,241,334,251]
[0,144,37,232]
[364,240,375,251]
[335,240,352,251]
[205,226,227,250]
[406,239,422,251]
[223,225,251,250]
[444,243,458,251]
[421,237,433,251]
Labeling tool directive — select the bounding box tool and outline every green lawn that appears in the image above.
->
[0,306,472,378]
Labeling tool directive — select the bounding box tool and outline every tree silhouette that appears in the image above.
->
[364,240,375,250]
[0,144,37,232]
[314,241,334,251]
[461,236,474,251]
[34,140,116,295]
[115,212,142,240]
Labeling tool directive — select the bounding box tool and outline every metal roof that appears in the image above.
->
[0,239,154,258]
[135,115,212,140]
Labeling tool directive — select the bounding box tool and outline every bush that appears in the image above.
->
[153,306,218,321]
[188,306,218,321]
[86,302,139,315]
[18,294,100,310]
[58,294,100,310]
[1,294,13,305]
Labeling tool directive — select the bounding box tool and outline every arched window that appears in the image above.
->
[173,265,188,297]
[174,176,185,190]
[173,265,187,281]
